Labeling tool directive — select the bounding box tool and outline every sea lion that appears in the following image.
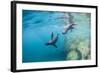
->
[62,23,76,34]
[45,32,59,48]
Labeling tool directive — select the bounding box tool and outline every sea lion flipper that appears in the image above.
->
[51,32,54,39]
[53,44,57,48]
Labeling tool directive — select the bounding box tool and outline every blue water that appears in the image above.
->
[22,10,91,63]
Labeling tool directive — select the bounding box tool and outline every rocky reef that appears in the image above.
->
[63,12,91,60]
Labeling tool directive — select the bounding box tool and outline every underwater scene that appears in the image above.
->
[22,10,91,63]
